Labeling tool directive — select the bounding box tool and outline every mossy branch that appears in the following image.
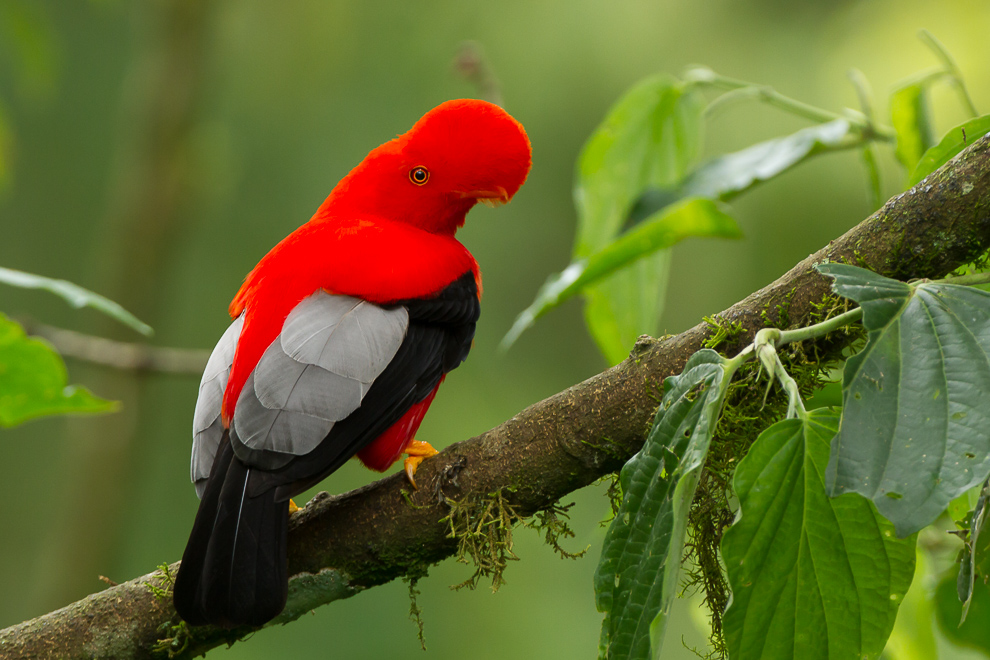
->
[2,133,989,659]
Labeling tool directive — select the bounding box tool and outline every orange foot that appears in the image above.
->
[403,440,439,490]
[288,499,300,514]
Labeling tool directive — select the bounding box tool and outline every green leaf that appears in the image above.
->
[818,263,990,536]
[722,409,917,660]
[502,198,740,351]
[908,114,990,186]
[574,75,703,364]
[595,349,730,659]
[683,117,851,201]
[630,118,852,216]
[0,266,152,336]
[935,561,990,654]
[0,313,116,426]
[575,75,702,254]
[890,83,935,172]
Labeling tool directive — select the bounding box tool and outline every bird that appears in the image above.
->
[172,98,532,628]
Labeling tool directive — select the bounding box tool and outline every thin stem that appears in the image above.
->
[723,344,754,373]
[716,305,865,415]
[847,68,876,126]
[919,30,979,118]
[777,307,864,345]
[934,271,990,287]
[894,66,951,91]
[861,143,882,210]
[688,66,895,141]
[845,68,898,141]
[761,269,990,349]
[770,351,807,418]
[686,66,843,125]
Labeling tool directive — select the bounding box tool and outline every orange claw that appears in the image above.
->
[403,440,439,490]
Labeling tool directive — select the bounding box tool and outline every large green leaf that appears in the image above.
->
[908,114,990,186]
[502,198,740,351]
[819,263,990,536]
[595,349,729,659]
[891,83,935,172]
[722,410,916,660]
[0,266,152,336]
[0,313,115,426]
[574,75,703,364]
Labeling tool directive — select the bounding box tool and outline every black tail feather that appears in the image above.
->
[174,433,288,628]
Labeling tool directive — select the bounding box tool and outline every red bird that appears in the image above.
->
[173,99,531,627]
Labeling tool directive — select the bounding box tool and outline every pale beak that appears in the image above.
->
[460,186,510,207]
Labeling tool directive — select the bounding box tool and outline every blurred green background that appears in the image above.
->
[1,1,988,658]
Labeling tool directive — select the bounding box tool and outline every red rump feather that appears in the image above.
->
[357,379,444,471]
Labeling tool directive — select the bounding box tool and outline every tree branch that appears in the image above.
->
[3,132,989,659]
[18,319,210,374]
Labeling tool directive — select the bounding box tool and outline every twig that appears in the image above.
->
[453,41,503,106]
[19,318,210,374]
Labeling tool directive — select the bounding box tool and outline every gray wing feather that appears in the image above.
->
[190,314,244,498]
[231,291,409,467]
[233,371,336,457]
[281,293,409,381]
[253,340,363,418]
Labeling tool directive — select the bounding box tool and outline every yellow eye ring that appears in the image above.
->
[409,166,430,185]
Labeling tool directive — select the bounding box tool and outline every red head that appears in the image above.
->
[318,99,532,234]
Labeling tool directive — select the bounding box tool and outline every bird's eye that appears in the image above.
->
[409,166,430,185]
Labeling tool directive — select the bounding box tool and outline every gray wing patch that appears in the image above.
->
[232,370,337,461]
[232,291,409,469]
[280,293,409,381]
[190,314,244,498]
